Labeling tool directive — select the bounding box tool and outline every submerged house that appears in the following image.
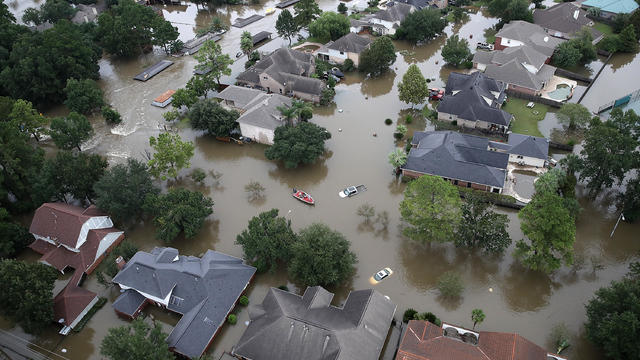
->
[112,247,256,359]
[29,203,125,334]
[215,85,293,145]
[317,32,372,67]
[402,131,509,193]
[236,47,324,103]
[396,320,568,360]
[349,2,416,35]
[490,133,550,167]
[437,72,512,133]
[232,286,397,360]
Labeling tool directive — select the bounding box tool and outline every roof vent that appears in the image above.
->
[573,10,579,20]
[543,36,549,42]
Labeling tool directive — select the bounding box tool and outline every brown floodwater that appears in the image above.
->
[4,2,640,360]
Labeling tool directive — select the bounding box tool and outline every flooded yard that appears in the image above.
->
[3,1,640,359]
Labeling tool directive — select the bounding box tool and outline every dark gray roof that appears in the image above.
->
[113,289,147,317]
[282,73,324,95]
[533,3,601,39]
[496,21,564,57]
[133,60,173,82]
[484,59,556,91]
[216,85,265,108]
[112,247,256,359]
[403,131,508,188]
[327,33,372,54]
[218,87,293,130]
[252,31,272,45]
[237,48,318,91]
[508,133,549,159]
[373,2,414,22]
[395,0,433,9]
[438,72,512,127]
[233,286,397,360]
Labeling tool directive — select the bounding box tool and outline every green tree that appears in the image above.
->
[144,188,213,243]
[398,64,429,106]
[471,309,485,329]
[193,40,233,94]
[452,6,466,22]
[399,175,462,243]
[288,223,357,287]
[98,241,138,279]
[22,8,42,26]
[100,318,174,360]
[585,265,640,359]
[94,159,159,224]
[189,99,239,137]
[240,31,253,56]
[579,109,639,197]
[276,9,298,45]
[64,78,104,114]
[359,36,397,76]
[455,192,511,254]
[8,99,48,141]
[0,260,58,334]
[293,0,321,28]
[236,209,297,272]
[265,122,331,168]
[40,0,75,23]
[101,106,122,124]
[441,35,471,67]
[308,12,350,43]
[436,271,464,298]
[34,151,107,204]
[515,190,575,273]
[147,132,195,181]
[49,112,94,151]
[96,0,158,57]
[620,176,640,223]
[395,8,446,43]
[171,87,198,109]
[0,209,31,259]
[388,148,408,170]
[488,0,533,24]
[557,103,591,130]
[1,20,101,106]
[552,30,596,67]
[338,2,348,14]
[619,24,639,52]
[553,41,581,68]
[152,16,179,53]
[277,99,313,124]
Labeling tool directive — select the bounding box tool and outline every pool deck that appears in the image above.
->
[502,163,548,203]
[541,76,577,102]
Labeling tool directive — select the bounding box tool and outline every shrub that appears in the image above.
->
[320,87,336,105]
[342,58,355,72]
[162,110,179,122]
[227,314,237,324]
[416,312,438,324]
[401,175,414,183]
[190,168,206,184]
[405,114,413,124]
[403,308,418,322]
[436,271,464,298]
[385,118,393,125]
[451,120,458,126]
[102,106,122,124]
[239,295,249,306]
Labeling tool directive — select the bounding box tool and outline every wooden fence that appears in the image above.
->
[505,89,564,108]
[554,68,592,83]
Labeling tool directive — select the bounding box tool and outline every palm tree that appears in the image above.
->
[277,100,313,125]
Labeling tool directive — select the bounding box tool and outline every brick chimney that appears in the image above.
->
[115,256,126,270]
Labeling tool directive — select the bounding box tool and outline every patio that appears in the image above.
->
[541,76,577,102]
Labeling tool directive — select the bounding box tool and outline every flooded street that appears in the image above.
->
[4,1,640,359]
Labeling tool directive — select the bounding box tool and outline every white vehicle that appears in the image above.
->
[338,185,366,198]
[373,268,393,282]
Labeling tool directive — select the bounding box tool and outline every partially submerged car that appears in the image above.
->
[429,88,444,101]
[373,268,393,282]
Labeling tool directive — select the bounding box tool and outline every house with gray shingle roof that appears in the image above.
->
[317,33,372,66]
[533,2,602,42]
[402,131,509,193]
[494,21,564,58]
[232,286,397,360]
[215,85,293,144]
[112,247,256,359]
[349,2,416,35]
[236,47,324,103]
[489,133,550,167]
[438,72,513,133]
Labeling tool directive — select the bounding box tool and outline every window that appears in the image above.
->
[492,188,500,193]
[467,182,471,188]
[453,180,458,185]
[517,155,523,159]
[340,51,344,55]
[279,88,282,94]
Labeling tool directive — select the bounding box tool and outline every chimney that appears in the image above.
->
[115,256,126,270]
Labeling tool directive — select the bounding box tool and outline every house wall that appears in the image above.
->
[494,36,526,50]
[507,83,538,96]
[259,73,286,95]
[438,111,507,133]
[509,154,546,167]
[86,233,125,275]
[239,123,275,145]
[114,298,149,320]
[401,169,501,193]
[369,18,396,35]
[293,90,320,103]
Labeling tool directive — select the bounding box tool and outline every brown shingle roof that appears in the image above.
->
[396,321,560,360]
[54,272,97,326]
[29,203,97,249]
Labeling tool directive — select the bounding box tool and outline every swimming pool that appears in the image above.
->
[547,83,572,101]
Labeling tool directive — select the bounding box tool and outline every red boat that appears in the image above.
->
[292,188,315,205]
[429,88,444,100]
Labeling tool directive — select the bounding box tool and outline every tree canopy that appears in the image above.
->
[455,192,511,254]
[276,9,298,45]
[395,8,446,44]
[620,175,640,223]
[236,209,297,273]
[49,111,95,151]
[585,264,640,359]
[388,148,408,169]
[359,36,397,76]
[265,122,331,168]
[556,103,592,130]
[488,0,533,24]
[39,0,76,24]
[308,12,350,43]
[8,99,48,141]
[241,31,253,56]
[552,29,597,68]
[399,175,462,243]
[64,78,104,114]
[147,132,195,181]
[144,188,213,243]
[189,99,239,137]
[193,40,233,94]
[293,0,322,28]
[0,259,58,334]
[94,159,159,225]
[100,318,174,360]
[398,64,429,106]
[0,208,31,259]
[441,35,471,67]
[288,223,357,287]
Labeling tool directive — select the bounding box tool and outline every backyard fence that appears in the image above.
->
[554,68,592,84]
[597,88,640,114]
[505,89,564,108]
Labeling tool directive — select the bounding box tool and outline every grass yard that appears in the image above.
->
[503,98,547,137]
[593,22,614,37]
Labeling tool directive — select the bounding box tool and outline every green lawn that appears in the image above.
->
[593,22,614,37]
[503,98,547,137]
